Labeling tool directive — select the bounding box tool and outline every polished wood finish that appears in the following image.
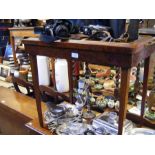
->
[23,36,155,135]
[51,58,56,90]
[23,37,155,68]
[9,27,39,64]
[67,59,74,103]
[0,86,46,119]
[12,76,34,96]
[29,55,43,127]
[25,118,51,135]
[0,86,47,134]
[0,105,31,135]
[12,76,33,88]
[118,68,131,134]
[39,85,70,102]
[127,112,155,129]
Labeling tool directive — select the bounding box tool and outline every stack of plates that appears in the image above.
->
[126,128,155,135]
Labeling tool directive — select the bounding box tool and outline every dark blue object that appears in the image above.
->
[4,43,12,59]
[109,19,126,38]
[40,34,57,43]
[69,19,126,38]
[0,36,9,56]
[0,23,12,56]
[0,47,5,56]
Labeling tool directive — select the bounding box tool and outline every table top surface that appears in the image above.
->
[0,86,46,119]
[23,36,155,54]
[23,36,155,68]
[9,27,35,31]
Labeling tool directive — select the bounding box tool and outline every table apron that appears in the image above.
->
[25,45,133,68]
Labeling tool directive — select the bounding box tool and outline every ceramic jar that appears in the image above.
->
[115,100,120,111]
[107,99,115,109]
[96,98,107,109]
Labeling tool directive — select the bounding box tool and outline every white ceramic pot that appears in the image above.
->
[14,70,19,78]
[115,101,120,111]
[55,59,69,92]
[37,56,50,86]
[107,99,115,109]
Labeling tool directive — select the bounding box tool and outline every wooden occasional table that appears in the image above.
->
[0,86,49,135]
[23,36,155,135]
[9,27,39,64]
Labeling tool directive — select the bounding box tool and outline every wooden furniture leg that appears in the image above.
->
[29,55,43,127]
[118,68,131,135]
[67,59,73,104]
[51,58,58,103]
[51,58,56,89]
[10,36,17,64]
[140,57,150,125]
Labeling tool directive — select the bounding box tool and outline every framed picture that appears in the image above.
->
[0,64,10,81]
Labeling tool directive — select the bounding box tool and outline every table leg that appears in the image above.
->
[67,59,73,104]
[10,36,17,64]
[118,68,131,135]
[29,55,43,127]
[50,58,58,103]
[140,57,150,125]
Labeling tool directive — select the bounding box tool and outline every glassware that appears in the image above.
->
[82,110,96,124]
[78,79,85,89]
[75,95,85,122]
[108,112,117,124]
[82,84,96,124]
[56,122,88,135]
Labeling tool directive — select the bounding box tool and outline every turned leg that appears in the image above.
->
[118,68,131,135]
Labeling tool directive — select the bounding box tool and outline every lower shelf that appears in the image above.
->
[127,112,155,129]
[25,118,51,135]
[39,85,70,102]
